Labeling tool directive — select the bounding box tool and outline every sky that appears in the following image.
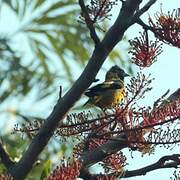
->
[0,0,180,179]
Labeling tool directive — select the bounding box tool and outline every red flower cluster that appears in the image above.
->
[149,9,180,48]
[48,159,81,180]
[142,100,180,126]
[73,142,85,158]
[129,30,162,68]
[86,0,118,22]
[126,128,154,154]
[102,152,126,173]
[89,137,109,150]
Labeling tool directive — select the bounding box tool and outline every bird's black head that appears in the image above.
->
[105,65,129,81]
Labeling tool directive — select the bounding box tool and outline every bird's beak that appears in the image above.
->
[93,78,100,83]
[124,72,130,77]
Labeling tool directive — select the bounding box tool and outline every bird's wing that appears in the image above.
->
[85,81,124,97]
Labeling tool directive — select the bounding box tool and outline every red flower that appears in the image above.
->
[129,30,162,68]
[89,137,108,150]
[48,159,81,180]
[149,9,180,48]
[142,100,180,126]
[81,0,118,23]
[102,152,126,173]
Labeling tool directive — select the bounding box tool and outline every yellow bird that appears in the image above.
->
[84,65,129,108]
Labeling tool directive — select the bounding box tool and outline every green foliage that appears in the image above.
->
[40,159,52,180]
[1,0,90,102]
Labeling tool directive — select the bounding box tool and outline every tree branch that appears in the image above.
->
[79,134,127,179]
[0,140,15,170]
[85,154,180,179]
[134,0,157,18]
[96,115,180,138]
[167,88,180,102]
[136,18,155,31]
[8,0,151,179]
[79,0,100,45]
[123,154,180,178]
[80,134,127,168]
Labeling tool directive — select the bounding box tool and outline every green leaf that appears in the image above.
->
[40,159,52,180]
[34,40,51,80]
[4,0,32,19]
[20,0,33,19]
[43,1,75,16]
[45,33,74,83]
[34,0,45,10]
[109,50,122,60]
[3,0,16,12]
[34,12,75,25]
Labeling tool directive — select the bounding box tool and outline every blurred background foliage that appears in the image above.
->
[0,0,131,178]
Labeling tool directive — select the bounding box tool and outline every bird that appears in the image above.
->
[84,65,129,109]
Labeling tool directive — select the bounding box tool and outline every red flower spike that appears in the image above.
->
[89,138,108,150]
[142,99,180,126]
[102,152,126,173]
[73,142,85,158]
[115,108,132,129]
[129,30,163,68]
[149,9,180,48]
[48,159,82,180]
[81,0,118,23]
[126,129,155,155]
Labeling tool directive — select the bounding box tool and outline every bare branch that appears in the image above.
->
[123,154,180,178]
[0,140,15,170]
[167,88,180,102]
[86,154,180,179]
[136,18,155,31]
[159,88,180,107]
[79,0,100,45]
[59,86,62,98]
[134,0,157,18]
[95,116,180,140]
[80,134,127,168]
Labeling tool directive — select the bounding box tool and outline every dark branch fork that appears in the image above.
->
[79,0,100,45]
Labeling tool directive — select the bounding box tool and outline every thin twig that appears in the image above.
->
[96,116,180,138]
[88,154,180,179]
[136,18,155,31]
[123,154,180,178]
[59,86,62,98]
[134,0,157,18]
[79,0,100,45]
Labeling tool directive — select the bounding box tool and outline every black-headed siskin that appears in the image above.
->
[84,65,129,108]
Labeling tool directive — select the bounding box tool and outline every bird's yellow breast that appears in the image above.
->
[94,88,125,108]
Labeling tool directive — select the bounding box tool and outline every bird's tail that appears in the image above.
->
[83,99,90,107]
